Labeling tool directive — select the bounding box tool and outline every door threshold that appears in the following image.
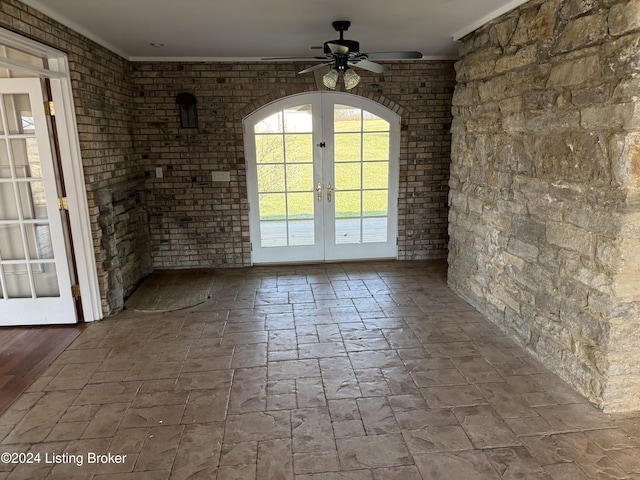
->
[251,257,398,267]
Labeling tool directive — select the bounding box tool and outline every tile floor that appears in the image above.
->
[1,260,639,479]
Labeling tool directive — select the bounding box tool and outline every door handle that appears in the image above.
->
[327,183,332,203]
[316,182,322,202]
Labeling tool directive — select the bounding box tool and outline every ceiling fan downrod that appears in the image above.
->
[332,20,351,35]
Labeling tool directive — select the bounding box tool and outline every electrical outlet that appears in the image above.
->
[211,171,230,182]
[155,167,163,178]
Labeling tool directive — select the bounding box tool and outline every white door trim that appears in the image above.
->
[0,28,102,321]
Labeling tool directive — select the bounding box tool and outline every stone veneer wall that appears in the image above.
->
[130,61,455,268]
[1,0,151,315]
[448,0,640,411]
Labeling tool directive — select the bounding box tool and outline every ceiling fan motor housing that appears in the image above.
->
[324,20,359,55]
[323,39,360,56]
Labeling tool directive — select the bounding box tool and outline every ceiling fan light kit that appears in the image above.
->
[265,20,422,90]
[342,68,360,90]
[322,68,339,89]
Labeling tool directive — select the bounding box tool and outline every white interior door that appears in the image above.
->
[245,92,399,264]
[0,78,76,325]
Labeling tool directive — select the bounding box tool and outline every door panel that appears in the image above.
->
[323,100,398,260]
[248,98,324,262]
[0,78,75,324]
[245,92,399,264]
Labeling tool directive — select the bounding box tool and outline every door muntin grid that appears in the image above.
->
[254,104,316,248]
[0,90,60,299]
[333,104,390,245]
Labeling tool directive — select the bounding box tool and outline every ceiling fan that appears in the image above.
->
[265,21,422,90]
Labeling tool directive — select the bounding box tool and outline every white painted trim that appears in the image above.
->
[0,27,103,321]
[452,0,530,41]
[0,58,65,78]
[48,59,103,322]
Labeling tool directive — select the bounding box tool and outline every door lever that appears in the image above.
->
[327,183,332,203]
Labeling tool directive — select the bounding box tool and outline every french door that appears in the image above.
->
[245,92,399,264]
[0,78,75,324]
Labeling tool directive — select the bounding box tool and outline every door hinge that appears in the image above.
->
[44,101,55,116]
[250,243,253,252]
[57,197,69,211]
[71,284,81,298]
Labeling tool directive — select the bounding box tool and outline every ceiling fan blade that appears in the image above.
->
[326,43,349,55]
[298,62,334,74]
[263,56,327,60]
[349,59,388,73]
[364,51,423,60]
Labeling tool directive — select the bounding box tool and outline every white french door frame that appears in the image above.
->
[244,91,400,265]
[245,94,325,263]
[0,28,102,322]
[320,94,400,262]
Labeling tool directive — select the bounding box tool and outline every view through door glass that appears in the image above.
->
[255,104,315,248]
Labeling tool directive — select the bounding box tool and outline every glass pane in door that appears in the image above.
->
[4,263,30,298]
[4,94,34,134]
[254,105,315,248]
[25,223,54,259]
[333,104,390,245]
[0,140,9,177]
[32,263,60,297]
[0,224,24,259]
[0,45,45,79]
[11,138,41,177]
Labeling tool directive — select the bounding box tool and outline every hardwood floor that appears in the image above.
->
[0,325,84,414]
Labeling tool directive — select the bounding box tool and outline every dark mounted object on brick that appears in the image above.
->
[176,92,198,128]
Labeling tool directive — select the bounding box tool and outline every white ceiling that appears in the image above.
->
[23,0,528,61]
